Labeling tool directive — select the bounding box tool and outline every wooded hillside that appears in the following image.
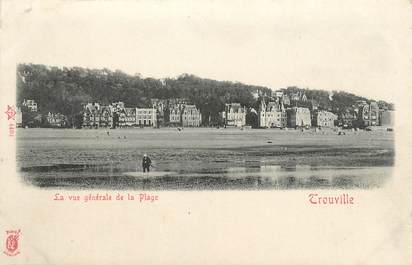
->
[17,63,392,126]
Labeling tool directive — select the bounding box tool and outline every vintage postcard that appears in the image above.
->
[0,0,411,264]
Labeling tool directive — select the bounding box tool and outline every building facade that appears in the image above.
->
[357,103,370,127]
[181,105,202,127]
[119,107,136,127]
[83,103,101,128]
[82,103,114,128]
[369,101,379,126]
[99,106,113,128]
[136,108,157,127]
[151,99,167,111]
[151,99,168,127]
[259,100,287,128]
[47,112,67,127]
[338,108,357,128]
[379,110,394,127]
[312,110,337,128]
[166,98,189,126]
[169,106,182,126]
[23,99,38,112]
[16,108,22,127]
[287,107,311,128]
[224,103,246,127]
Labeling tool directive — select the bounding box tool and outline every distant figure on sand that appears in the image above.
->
[142,154,152,172]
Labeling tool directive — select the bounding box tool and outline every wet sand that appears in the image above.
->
[17,127,394,189]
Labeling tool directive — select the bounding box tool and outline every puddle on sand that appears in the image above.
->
[20,163,392,190]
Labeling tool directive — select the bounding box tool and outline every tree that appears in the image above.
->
[17,63,392,129]
[246,111,259,128]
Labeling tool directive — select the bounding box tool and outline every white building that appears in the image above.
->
[312,110,337,128]
[16,107,22,127]
[169,105,182,126]
[23,99,38,112]
[136,108,157,127]
[259,100,287,128]
[181,105,202,127]
[224,103,246,127]
[287,107,312,128]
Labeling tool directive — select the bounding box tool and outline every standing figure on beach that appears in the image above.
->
[142,154,152,172]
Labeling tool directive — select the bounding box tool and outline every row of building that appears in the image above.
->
[222,101,336,129]
[16,99,68,128]
[18,97,394,129]
[222,98,394,129]
[17,98,203,128]
[82,100,202,128]
[337,100,394,128]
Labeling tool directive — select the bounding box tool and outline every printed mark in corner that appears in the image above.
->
[4,105,16,137]
[3,229,21,256]
[4,105,16,121]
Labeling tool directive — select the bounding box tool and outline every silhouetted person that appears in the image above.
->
[142,154,152,173]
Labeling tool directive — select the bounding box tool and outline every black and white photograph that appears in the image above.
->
[16,63,395,190]
[11,1,396,191]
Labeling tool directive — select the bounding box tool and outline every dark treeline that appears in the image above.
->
[17,64,270,125]
[17,63,392,126]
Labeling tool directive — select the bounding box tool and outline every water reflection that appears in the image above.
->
[20,162,392,190]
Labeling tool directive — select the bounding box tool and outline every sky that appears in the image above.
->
[2,0,411,103]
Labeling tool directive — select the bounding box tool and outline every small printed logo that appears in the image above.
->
[3,229,21,256]
[4,105,17,120]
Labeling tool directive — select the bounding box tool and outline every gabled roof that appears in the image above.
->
[99,106,112,115]
[124,107,136,115]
